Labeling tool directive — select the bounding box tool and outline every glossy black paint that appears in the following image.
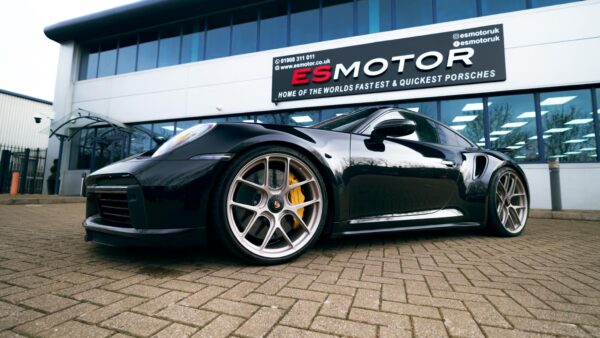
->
[84,108,529,246]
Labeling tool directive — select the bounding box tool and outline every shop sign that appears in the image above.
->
[272,24,506,102]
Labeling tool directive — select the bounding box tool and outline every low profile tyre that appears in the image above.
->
[213,146,328,264]
[487,167,529,237]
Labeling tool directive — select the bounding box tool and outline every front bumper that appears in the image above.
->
[83,216,206,247]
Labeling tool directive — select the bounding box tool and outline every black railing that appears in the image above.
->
[0,145,47,194]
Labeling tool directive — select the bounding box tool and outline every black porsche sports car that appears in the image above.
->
[84,106,529,264]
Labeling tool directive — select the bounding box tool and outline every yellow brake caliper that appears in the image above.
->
[288,172,305,229]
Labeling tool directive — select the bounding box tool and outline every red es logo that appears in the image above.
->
[291,66,332,86]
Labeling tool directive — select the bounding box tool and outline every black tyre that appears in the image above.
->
[487,167,529,237]
[213,146,328,264]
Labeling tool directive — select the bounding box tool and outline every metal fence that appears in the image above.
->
[0,144,47,194]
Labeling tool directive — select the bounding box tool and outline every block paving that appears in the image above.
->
[0,203,598,337]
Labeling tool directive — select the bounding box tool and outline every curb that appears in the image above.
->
[530,209,600,222]
[0,196,86,205]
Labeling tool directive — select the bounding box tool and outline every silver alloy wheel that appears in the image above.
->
[495,171,528,234]
[226,153,323,259]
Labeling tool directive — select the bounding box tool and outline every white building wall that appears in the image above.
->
[45,42,77,194]
[0,93,53,149]
[51,1,600,207]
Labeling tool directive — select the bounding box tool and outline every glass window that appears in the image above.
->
[232,10,258,55]
[175,120,200,134]
[322,0,354,40]
[79,44,99,80]
[181,21,205,63]
[356,0,371,35]
[290,0,320,46]
[441,98,484,144]
[226,115,253,123]
[398,101,438,119]
[255,112,288,125]
[379,0,393,32]
[437,124,473,147]
[436,0,477,23]
[541,89,596,162]
[259,2,288,50]
[316,107,380,132]
[321,107,355,122]
[69,128,94,169]
[488,94,538,162]
[395,0,433,29]
[481,0,526,15]
[289,111,320,126]
[152,122,176,141]
[97,40,117,77]
[116,34,137,74]
[158,24,181,67]
[206,14,231,59]
[531,0,575,8]
[357,0,392,34]
[137,31,159,71]
[129,124,153,155]
[94,128,127,169]
[402,111,439,143]
[201,117,228,123]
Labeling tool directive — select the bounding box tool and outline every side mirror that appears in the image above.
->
[371,119,416,142]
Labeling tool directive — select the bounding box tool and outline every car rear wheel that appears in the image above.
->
[213,146,327,264]
[488,167,529,236]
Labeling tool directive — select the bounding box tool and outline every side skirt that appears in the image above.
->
[330,221,482,238]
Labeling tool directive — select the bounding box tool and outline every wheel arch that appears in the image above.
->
[484,161,530,226]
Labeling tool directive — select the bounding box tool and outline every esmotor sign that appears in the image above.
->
[272,24,506,102]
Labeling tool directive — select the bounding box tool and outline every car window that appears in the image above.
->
[401,111,439,144]
[362,110,439,143]
[314,107,379,132]
[436,123,473,148]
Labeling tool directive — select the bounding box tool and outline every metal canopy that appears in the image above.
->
[47,108,158,143]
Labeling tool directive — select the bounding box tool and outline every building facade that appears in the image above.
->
[44,0,600,209]
[0,89,53,194]
[0,89,53,149]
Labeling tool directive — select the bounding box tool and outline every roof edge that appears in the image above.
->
[43,0,249,43]
[0,89,53,105]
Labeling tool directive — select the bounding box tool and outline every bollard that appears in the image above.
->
[9,172,20,195]
[549,158,562,211]
[80,172,87,197]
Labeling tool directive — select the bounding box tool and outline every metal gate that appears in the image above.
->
[0,145,47,194]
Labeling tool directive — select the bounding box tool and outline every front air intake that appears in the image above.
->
[96,190,131,227]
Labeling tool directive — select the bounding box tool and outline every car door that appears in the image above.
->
[346,109,463,227]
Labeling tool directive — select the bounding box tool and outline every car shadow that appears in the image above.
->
[85,226,490,269]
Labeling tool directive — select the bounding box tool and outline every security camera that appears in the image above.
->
[34,115,42,124]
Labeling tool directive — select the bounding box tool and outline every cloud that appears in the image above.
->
[0,0,137,101]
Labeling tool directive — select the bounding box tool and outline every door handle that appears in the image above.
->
[441,160,456,167]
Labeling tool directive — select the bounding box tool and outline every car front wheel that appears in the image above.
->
[213,146,327,264]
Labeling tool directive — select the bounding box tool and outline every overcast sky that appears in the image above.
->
[0,0,138,102]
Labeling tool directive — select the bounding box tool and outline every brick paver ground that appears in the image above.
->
[0,203,598,337]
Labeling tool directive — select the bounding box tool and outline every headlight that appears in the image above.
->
[152,123,215,158]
